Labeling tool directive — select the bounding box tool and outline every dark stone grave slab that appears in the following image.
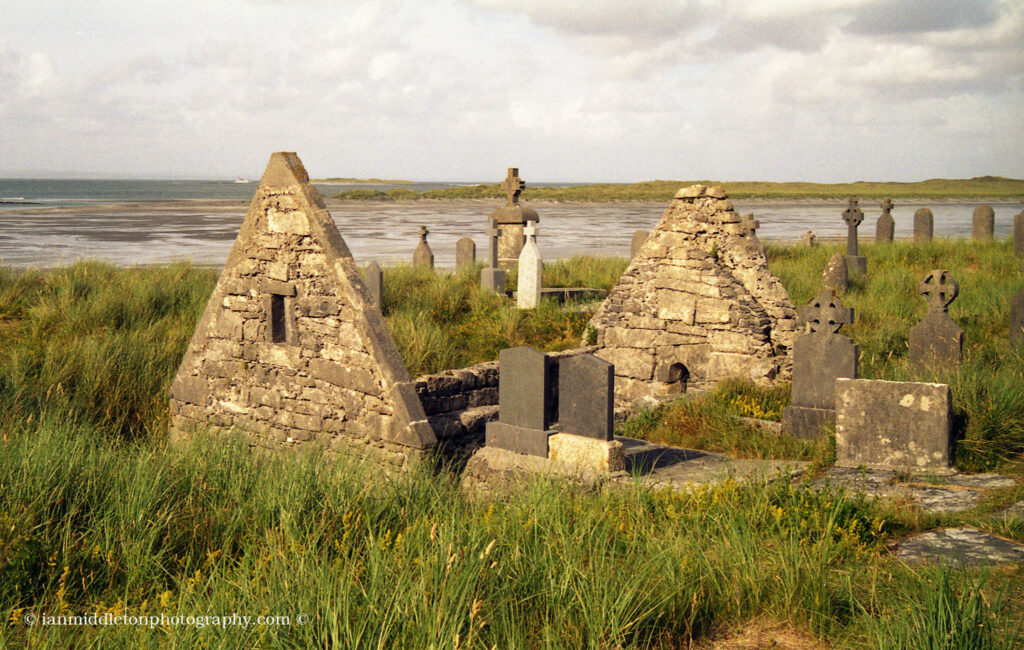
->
[909,270,963,372]
[455,237,476,270]
[558,354,613,440]
[914,207,933,242]
[972,204,994,240]
[876,198,894,243]
[485,346,555,456]
[782,290,857,439]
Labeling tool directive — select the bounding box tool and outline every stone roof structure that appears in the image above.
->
[168,152,436,461]
[587,185,797,406]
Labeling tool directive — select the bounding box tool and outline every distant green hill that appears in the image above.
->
[334,176,1024,201]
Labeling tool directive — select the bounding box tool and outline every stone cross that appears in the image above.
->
[501,167,525,206]
[797,289,854,334]
[920,269,959,313]
[801,230,816,247]
[842,196,864,256]
[517,222,542,309]
[914,207,934,242]
[412,225,434,269]
[783,289,858,439]
[480,216,506,294]
[876,198,895,243]
[909,269,963,372]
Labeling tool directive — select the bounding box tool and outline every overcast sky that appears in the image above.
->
[1,0,1021,182]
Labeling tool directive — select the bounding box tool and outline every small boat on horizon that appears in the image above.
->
[233,177,251,184]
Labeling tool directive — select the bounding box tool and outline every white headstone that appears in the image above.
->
[517,222,542,309]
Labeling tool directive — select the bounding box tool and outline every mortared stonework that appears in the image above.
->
[586,185,798,406]
[168,152,436,461]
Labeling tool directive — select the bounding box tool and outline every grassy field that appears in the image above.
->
[0,241,1022,647]
[334,175,1024,202]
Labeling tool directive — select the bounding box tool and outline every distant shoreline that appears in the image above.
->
[332,176,1024,202]
[311,177,414,184]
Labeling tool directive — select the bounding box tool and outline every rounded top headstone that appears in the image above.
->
[973,204,995,219]
[914,207,933,219]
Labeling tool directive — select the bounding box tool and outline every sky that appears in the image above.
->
[1,0,1022,182]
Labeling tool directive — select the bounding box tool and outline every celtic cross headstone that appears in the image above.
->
[908,269,964,372]
[782,289,858,439]
[842,197,867,274]
[412,225,434,269]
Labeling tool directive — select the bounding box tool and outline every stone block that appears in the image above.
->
[913,208,933,242]
[257,279,296,296]
[548,434,625,473]
[782,405,835,440]
[308,358,380,396]
[480,267,506,294]
[655,289,697,323]
[485,421,555,457]
[558,354,614,440]
[455,237,476,270]
[972,204,994,240]
[169,375,208,406]
[835,378,953,471]
[595,347,654,380]
[267,207,311,235]
[498,346,551,430]
[1012,288,1024,344]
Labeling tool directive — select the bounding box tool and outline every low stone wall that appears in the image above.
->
[413,346,599,454]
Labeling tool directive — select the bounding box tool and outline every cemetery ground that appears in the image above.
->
[0,239,1022,647]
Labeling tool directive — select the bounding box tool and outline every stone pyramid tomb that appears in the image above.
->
[169,152,436,460]
[588,185,798,405]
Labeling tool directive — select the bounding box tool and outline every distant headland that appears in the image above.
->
[332,175,1024,202]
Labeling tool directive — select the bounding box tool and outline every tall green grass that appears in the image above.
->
[1,421,1020,647]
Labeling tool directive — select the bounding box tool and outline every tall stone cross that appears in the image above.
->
[881,198,894,215]
[486,216,502,268]
[419,225,429,242]
[876,198,895,243]
[920,269,959,313]
[501,167,525,206]
[797,289,854,334]
[842,196,864,257]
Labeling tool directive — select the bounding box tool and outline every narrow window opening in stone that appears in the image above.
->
[666,363,689,395]
[270,294,287,343]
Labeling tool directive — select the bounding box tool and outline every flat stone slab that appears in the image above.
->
[895,527,1024,565]
[462,436,807,493]
[818,467,1018,514]
[996,499,1024,521]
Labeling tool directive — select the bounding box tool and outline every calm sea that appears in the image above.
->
[0,179,1019,268]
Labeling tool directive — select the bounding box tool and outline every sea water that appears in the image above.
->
[0,179,1019,268]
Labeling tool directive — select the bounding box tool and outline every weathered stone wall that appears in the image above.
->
[169,152,434,466]
[588,185,797,406]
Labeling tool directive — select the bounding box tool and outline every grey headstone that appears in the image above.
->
[498,346,551,430]
[908,269,963,372]
[631,230,649,259]
[822,253,848,293]
[782,290,857,439]
[413,226,434,269]
[485,346,555,456]
[558,354,614,441]
[481,217,506,294]
[1010,288,1024,344]
[455,237,476,271]
[876,198,894,243]
[972,204,994,240]
[913,207,933,242]
[1014,210,1024,258]
[842,196,864,257]
[835,378,952,471]
[365,261,383,308]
